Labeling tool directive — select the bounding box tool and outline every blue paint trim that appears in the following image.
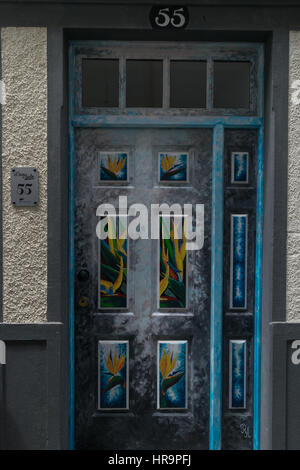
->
[253,124,264,450]
[209,124,224,450]
[71,115,262,129]
[68,44,76,451]
[253,44,264,451]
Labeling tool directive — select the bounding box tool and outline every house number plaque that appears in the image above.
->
[150,6,189,29]
[11,167,38,206]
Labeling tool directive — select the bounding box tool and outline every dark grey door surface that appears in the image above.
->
[74,128,212,449]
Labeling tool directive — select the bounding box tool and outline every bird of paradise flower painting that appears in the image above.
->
[98,341,129,409]
[99,152,128,181]
[159,153,188,182]
[160,217,187,309]
[99,217,127,309]
[158,341,187,409]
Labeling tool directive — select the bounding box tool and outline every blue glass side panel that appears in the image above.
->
[229,340,246,409]
[231,215,248,309]
[231,152,248,183]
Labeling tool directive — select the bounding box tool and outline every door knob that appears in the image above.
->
[77,269,89,282]
[78,296,89,308]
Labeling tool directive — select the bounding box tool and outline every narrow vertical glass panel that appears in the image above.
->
[214,61,250,108]
[230,214,248,309]
[126,60,163,107]
[229,340,247,409]
[82,59,119,107]
[170,61,206,108]
[231,152,249,184]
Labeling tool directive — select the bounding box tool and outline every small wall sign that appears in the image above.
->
[150,6,189,29]
[11,167,38,206]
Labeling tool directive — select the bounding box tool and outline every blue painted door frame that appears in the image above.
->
[68,41,264,450]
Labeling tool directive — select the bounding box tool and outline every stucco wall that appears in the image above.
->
[287,31,300,321]
[1,27,47,322]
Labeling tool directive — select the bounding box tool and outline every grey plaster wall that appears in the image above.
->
[287,31,300,321]
[1,27,47,322]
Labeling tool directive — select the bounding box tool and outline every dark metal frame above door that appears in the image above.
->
[69,41,264,450]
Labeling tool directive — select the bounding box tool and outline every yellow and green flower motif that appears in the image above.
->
[159,344,186,409]
[160,153,188,181]
[100,152,128,181]
[99,341,128,409]
[100,217,127,308]
[103,351,126,393]
[160,218,186,309]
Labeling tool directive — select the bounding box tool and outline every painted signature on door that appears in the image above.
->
[240,423,251,439]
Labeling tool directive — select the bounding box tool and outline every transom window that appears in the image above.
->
[74,42,260,116]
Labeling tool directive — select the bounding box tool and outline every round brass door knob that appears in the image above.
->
[79,296,89,308]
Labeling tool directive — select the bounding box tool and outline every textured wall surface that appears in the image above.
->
[1,27,47,322]
[287,31,300,321]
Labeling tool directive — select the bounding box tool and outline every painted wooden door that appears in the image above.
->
[71,41,264,450]
[74,127,212,449]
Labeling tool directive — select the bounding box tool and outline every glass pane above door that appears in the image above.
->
[78,43,259,114]
[213,61,250,109]
[126,60,163,107]
[81,59,119,107]
[170,60,206,108]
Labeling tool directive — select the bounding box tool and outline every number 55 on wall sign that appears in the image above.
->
[149,5,189,30]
